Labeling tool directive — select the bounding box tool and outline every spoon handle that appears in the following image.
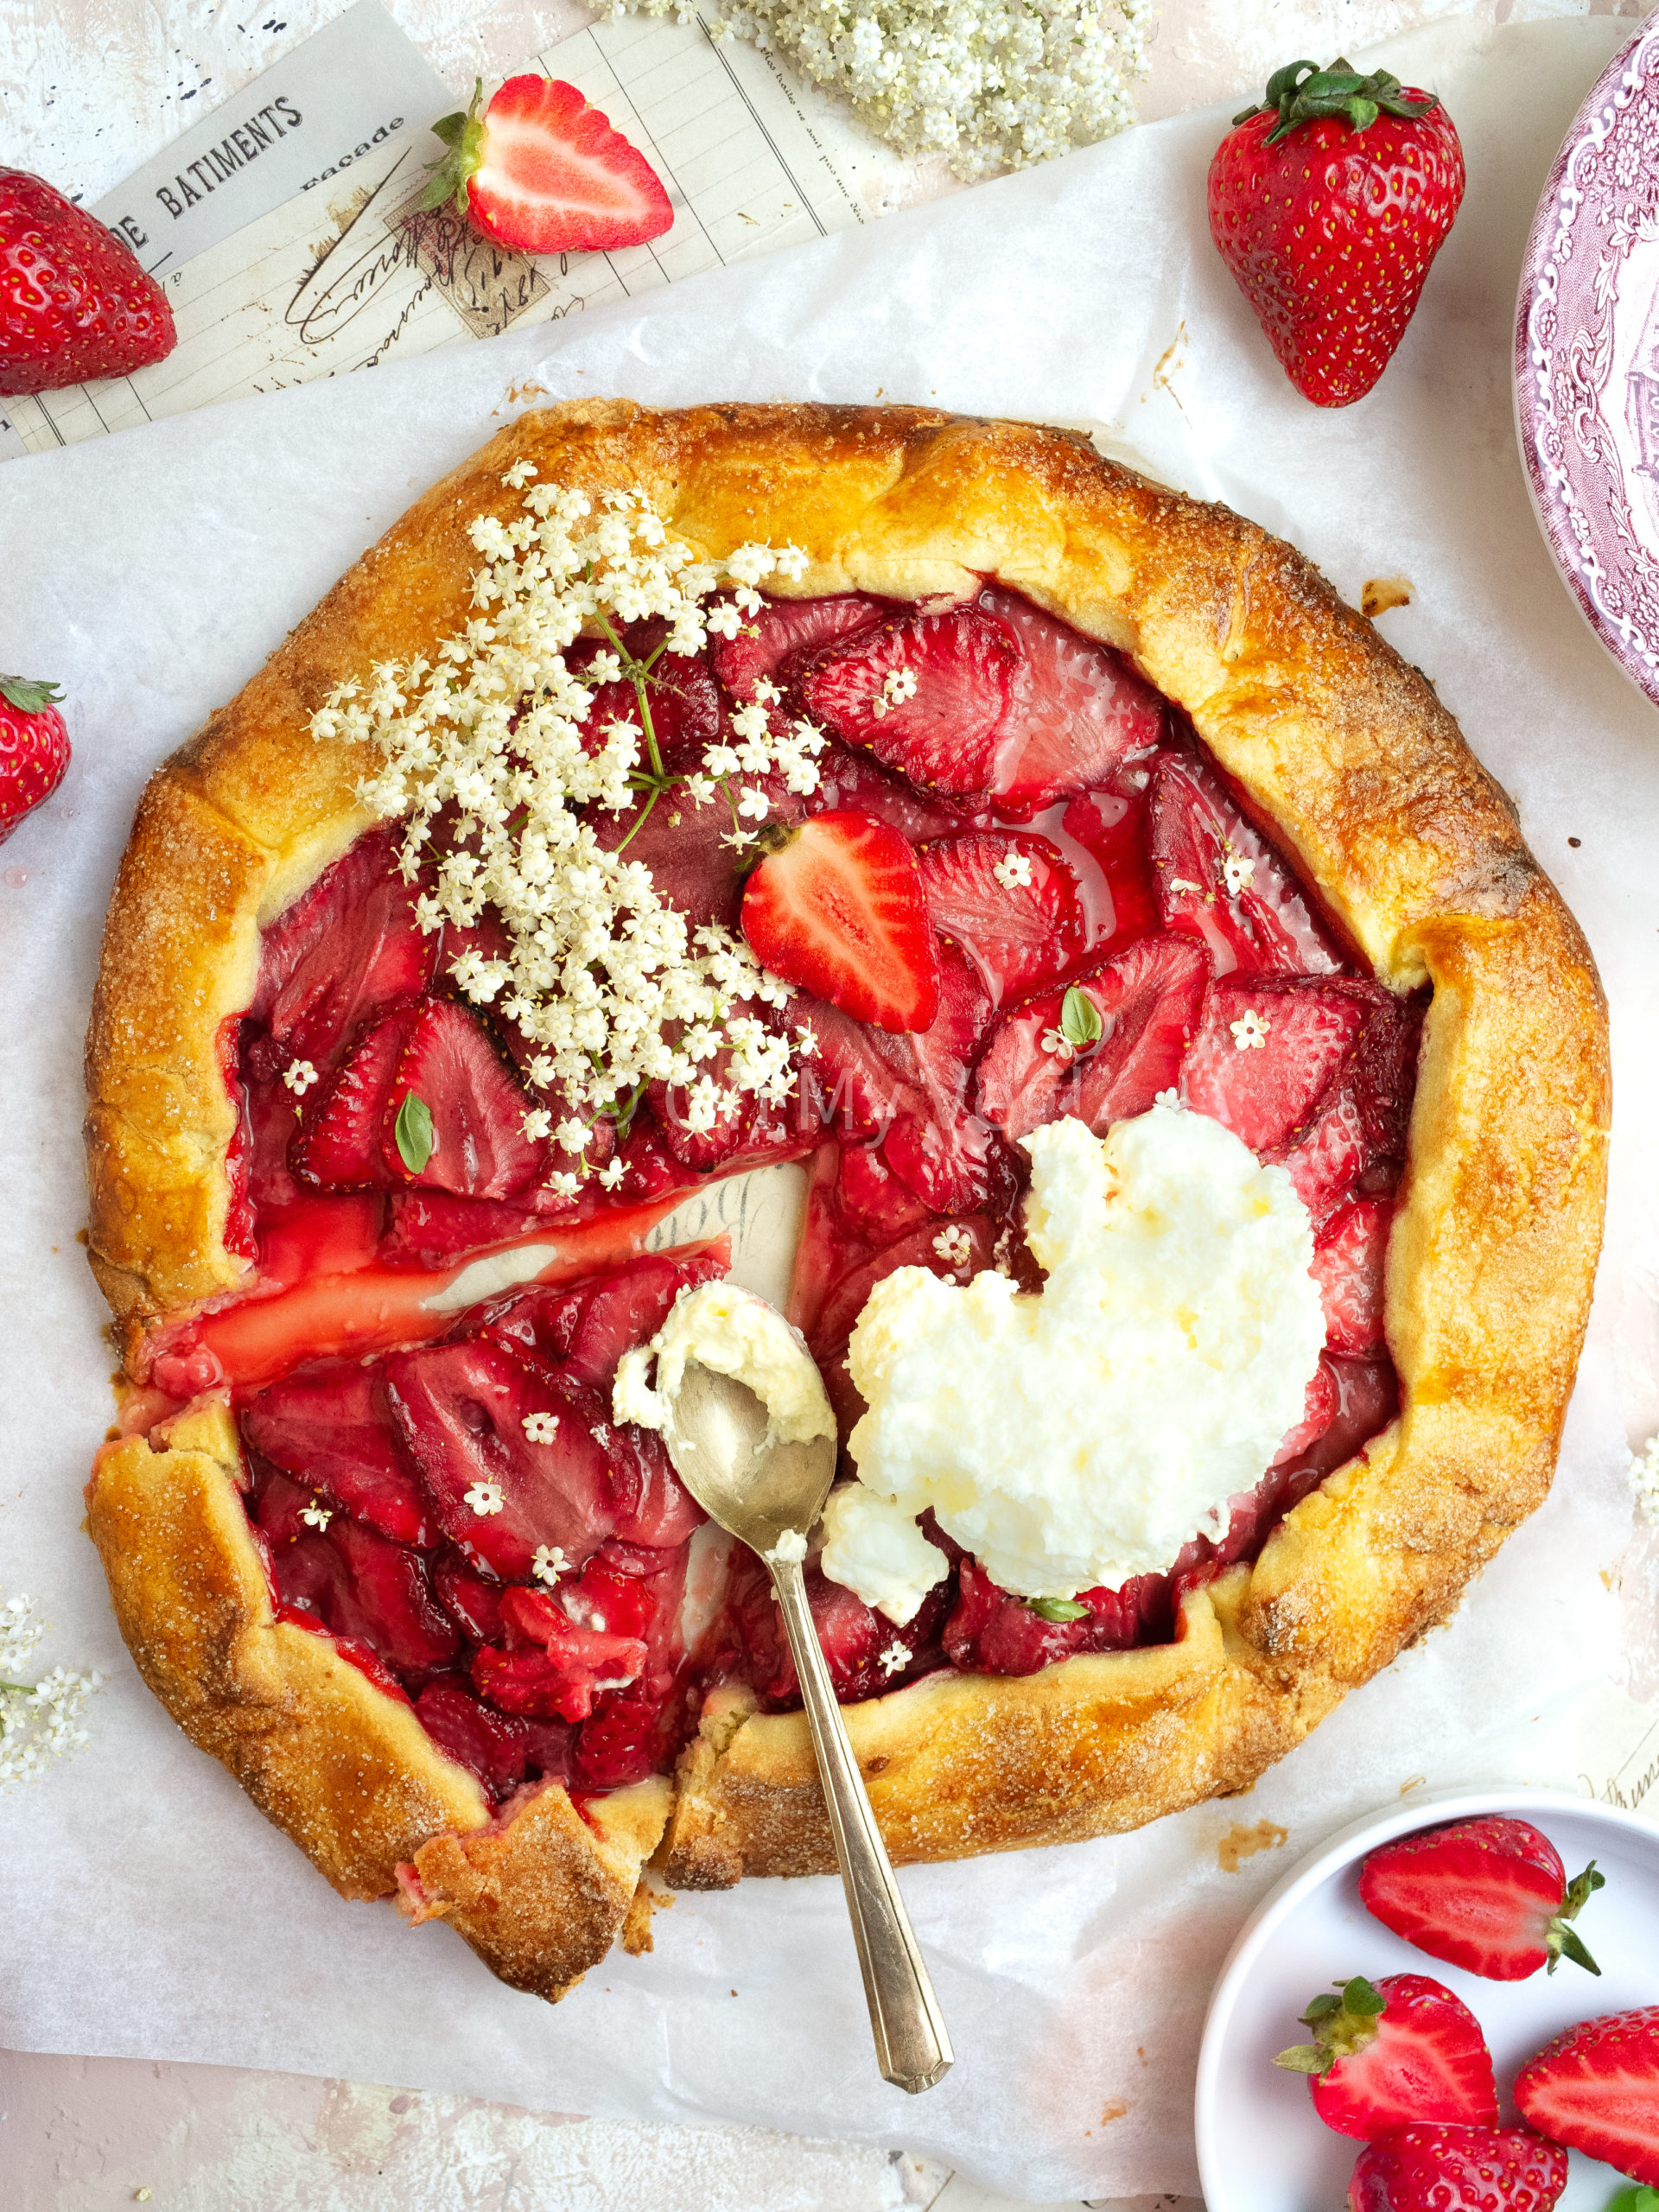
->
[769,1556,953,2094]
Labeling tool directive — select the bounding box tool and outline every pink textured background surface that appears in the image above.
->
[0,2,1647,2205]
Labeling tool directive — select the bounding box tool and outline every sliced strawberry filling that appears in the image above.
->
[798,606,1019,801]
[981,587,1164,819]
[1148,748,1346,978]
[209,582,1423,1805]
[250,823,436,1072]
[918,830,1085,1006]
[242,1361,436,1547]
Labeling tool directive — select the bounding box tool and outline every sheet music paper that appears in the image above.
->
[1,6,883,460]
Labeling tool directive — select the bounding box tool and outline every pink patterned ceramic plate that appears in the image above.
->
[1516,16,1659,708]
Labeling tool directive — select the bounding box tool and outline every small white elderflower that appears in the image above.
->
[282,1059,319,1096]
[532,1544,570,1586]
[1040,1027,1074,1060]
[737,785,771,823]
[1222,847,1255,897]
[1630,1434,1659,1526]
[869,665,918,719]
[523,1411,561,1444]
[752,676,783,706]
[1154,1088,1183,1109]
[878,1640,909,1677]
[932,1224,973,1268]
[555,1118,590,1154]
[300,1498,334,1530]
[1167,876,1202,896]
[596,1157,626,1190]
[463,1478,505,1517]
[0,1594,103,1789]
[523,1107,553,1142]
[1230,1009,1271,1052]
[993,849,1034,891]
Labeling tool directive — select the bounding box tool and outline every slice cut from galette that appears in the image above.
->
[83,401,1608,2002]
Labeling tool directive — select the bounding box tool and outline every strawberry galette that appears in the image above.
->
[83,401,1608,2004]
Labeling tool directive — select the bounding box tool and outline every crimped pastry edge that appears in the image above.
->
[80,399,1609,1979]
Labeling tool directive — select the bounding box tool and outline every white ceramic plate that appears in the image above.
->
[1195,1787,1659,2211]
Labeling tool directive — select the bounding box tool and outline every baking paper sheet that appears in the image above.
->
[3,16,1657,2197]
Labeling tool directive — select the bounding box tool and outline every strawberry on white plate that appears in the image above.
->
[422,75,673,256]
[1358,1815,1605,1981]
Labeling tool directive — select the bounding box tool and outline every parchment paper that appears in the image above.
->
[3,17,1656,2198]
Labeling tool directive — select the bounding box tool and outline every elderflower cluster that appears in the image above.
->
[595,0,1151,180]
[312,477,830,1156]
[0,1593,103,1789]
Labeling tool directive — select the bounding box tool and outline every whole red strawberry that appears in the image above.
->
[1516,2005,1659,2185]
[422,75,671,256]
[1,171,176,396]
[1359,1815,1605,1980]
[1349,2124,1567,2212]
[0,675,71,844]
[1207,59,1465,406]
[1274,1972,1497,2139]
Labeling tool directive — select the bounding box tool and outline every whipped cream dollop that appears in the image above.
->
[834,1107,1325,1605]
[614,1280,836,1452]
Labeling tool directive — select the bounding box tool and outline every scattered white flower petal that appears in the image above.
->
[464,1479,505,1517]
[932,1224,973,1268]
[523,1411,562,1444]
[300,1500,334,1530]
[1222,848,1255,897]
[993,850,1034,890]
[533,1545,571,1586]
[1039,1027,1074,1060]
[878,1640,910,1677]
[282,1059,319,1096]
[1230,1009,1270,1052]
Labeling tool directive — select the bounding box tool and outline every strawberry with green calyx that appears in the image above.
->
[1359,1815,1606,1980]
[1274,1972,1497,2139]
[421,75,672,257]
[1207,57,1465,408]
[0,673,70,845]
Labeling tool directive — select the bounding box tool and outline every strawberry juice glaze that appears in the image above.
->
[144,583,1421,1808]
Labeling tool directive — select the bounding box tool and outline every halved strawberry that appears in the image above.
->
[918,832,1084,1006]
[251,826,435,1070]
[1347,2125,1567,2212]
[292,1003,422,1190]
[1268,1080,1368,1225]
[413,1679,572,1800]
[1183,980,1366,1153]
[1274,1972,1498,2140]
[381,998,546,1200]
[1360,1817,1605,1982]
[741,809,941,1033]
[975,935,1210,1142]
[1148,750,1344,978]
[242,1362,436,1548]
[981,586,1163,817]
[711,593,887,701]
[254,1466,460,1676]
[797,607,1017,800]
[423,75,672,256]
[382,1339,622,1579]
[1313,1196,1391,1353]
[1515,2006,1659,2185]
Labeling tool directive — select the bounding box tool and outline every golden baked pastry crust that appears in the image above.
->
[82,400,1608,1984]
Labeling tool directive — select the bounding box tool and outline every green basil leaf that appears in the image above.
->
[1060,986,1103,1050]
[395,1090,435,1174]
[1026,1595,1090,1623]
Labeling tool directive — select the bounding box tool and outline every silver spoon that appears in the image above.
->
[664,1357,954,2094]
